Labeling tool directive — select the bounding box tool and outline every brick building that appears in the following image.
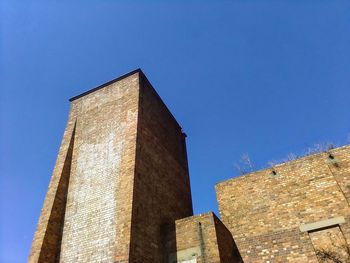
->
[30,69,349,263]
[29,69,242,263]
[216,146,350,262]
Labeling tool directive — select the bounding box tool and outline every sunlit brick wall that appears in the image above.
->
[216,145,350,262]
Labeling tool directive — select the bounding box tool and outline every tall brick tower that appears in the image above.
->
[29,69,193,263]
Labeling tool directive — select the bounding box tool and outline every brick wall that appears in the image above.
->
[60,74,141,262]
[216,145,350,262]
[29,70,194,263]
[215,213,243,263]
[29,120,76,262]
[165,212,243,263]
[128,72,193,263]
[31,68,350,263]
[309,225,349,262]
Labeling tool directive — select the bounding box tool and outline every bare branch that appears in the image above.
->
[234,154,254,175]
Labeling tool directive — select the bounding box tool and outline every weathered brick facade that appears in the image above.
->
[216,145,350,262]
[30,70,143,263]
[30,68,350,263]
[29,69,193,262]
[29,69,240,263]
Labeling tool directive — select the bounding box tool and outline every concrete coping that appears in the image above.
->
[299,216,345,232]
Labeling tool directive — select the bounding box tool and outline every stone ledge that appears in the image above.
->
[299,216,345,232]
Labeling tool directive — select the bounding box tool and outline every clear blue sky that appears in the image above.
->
[1,1,350,262]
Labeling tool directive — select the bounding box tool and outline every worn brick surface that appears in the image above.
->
[216,145,350,262]
[61,74,141,263]
[29,70,193,263]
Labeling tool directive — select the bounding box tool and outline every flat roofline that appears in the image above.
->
[215,143,350,187]
[68,68,185,132]
[69,68,142,102]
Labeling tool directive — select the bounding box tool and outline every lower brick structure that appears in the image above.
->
[216,145,350,262]
[165,212,243,263]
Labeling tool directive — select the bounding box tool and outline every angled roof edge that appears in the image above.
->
[69,68,142,102]
[68,68,186,133]
[137,70,185,132]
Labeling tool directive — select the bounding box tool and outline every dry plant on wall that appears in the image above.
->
[315,241,350,263]
[235,142,337,175]
[234,154,254,175]
[268,142,336,168]
[316,247,350,263]
[305,142,335,155]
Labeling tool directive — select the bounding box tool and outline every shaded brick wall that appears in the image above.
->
[129,73,193,263]
[215,213,243,263]
[29,122,76,262]
[29,104,79,263]
[216,145,350,262]
[165,212,243,263]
